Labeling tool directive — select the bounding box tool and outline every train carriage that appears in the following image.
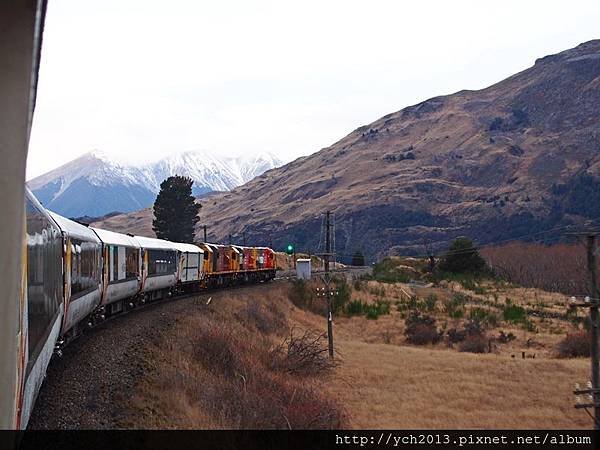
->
[134,235,178,301]
[197,243,217,274]
[19,190,65,428]
[233,245,245,271]
[48,212,102,337]
[243,246,257,270]
[90,227,142,315]
[171,242,204,292]
[260,247,276,270]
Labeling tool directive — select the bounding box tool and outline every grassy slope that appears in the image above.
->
[123,279,591,429]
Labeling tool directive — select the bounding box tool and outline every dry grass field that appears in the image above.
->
[125,275,592,429]
[329,340,588,429]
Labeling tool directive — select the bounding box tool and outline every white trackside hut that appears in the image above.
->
[296,258,312,280]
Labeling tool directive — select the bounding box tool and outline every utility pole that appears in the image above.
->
[324,211,334,358]
[243,232,247,247]
[568,231,600,429]
[203,225,207,243]
[229,233,232,245]
[588,233,600,430]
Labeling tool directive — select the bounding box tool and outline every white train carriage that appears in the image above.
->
[18,191,65,429]
[48,212,102,336]
[91,227,142,315]
[134,235,178,301]
[172,242,204,284]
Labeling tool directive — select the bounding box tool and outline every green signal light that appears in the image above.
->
[286,244,294,254]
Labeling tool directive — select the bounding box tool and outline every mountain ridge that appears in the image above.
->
[93,40,600,259]
[28,150,284,217]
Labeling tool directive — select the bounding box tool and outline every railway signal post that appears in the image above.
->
[567,231,600,429]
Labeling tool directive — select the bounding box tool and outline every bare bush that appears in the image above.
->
[405,312,441,345]
[288,279,326,314]
[497,330,516,343]
[190,319,344,428]
[482,243,590,295]
[459,335,488,353]
[447,328,466,344]
[557,331,590,358]
[270,329,337,376]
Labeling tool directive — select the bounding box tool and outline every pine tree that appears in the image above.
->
[152,175,201,243]
[438,237,486,274]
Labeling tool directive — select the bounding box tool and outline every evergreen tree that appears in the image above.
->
[351,250,365,266]
[438,237,486,274]
[152,175,201,243]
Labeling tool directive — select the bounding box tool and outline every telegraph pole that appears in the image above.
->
[568,231,600,429]
[243,232,247,247]
[324,211,334,358]
[203,225,207,243]
[588,233,600,429]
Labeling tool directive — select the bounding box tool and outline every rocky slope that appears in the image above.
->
[93,40,600,260]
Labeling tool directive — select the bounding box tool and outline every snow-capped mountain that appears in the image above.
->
[27,150,284,217]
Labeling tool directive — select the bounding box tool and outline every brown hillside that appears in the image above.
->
[93,40,600,259]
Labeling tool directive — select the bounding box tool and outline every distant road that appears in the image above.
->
[276,265,372,280]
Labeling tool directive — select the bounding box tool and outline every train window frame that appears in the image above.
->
[25,197,63,376]
[70,237,100,300]
[147,249,176,277]
[125,246,139,280]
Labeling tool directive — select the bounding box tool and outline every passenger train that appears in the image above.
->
[16,188,276,428]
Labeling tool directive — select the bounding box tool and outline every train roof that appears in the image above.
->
[133,235,179,251]
[90,227,140,248]
[200,242,225,250]
[48,211,101,243]
[170,242,204,253]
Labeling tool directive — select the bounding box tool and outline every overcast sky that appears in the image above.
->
[27,0,600,179]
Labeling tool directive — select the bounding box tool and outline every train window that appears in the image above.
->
[26,197,63,373]
[70,238,100,298]
[125,247,139,278]
[147,249,176,275]
[112,245,119,281]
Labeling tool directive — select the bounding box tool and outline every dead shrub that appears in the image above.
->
[447,328,466,344]
[405,312,441,345]
[459,335,488,353]
[270,329,337,376]
[498,330,516,343]
[152,313,345,429]
[288,279,326,315]
[557,331,590,358]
